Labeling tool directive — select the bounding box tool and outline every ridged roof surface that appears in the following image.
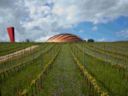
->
[47,33,82,42]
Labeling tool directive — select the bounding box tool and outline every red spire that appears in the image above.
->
[7,27,15,43]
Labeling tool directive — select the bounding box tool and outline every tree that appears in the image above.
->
[26,39,30,42]
[87,39,94,42]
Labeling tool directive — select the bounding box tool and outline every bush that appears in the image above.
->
[87,39,94,42]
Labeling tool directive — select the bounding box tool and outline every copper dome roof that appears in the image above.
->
[47,33,83,42]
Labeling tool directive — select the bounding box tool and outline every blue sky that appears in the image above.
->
[58,16,128,41]
[0,0,128,42]
[72,16,128,41]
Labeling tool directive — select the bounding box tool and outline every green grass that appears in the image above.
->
[72,42,128,96]
[39,44,89,96]
[0,42,128,96]
[1,60,42,96]
[0,44,57,96]
[0,43,35,56]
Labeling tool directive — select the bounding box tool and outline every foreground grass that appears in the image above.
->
[0,56,43,96]
[0,42,128,96]
[72,43,128,96]
[0,44,56,96]
[39,44,89,96]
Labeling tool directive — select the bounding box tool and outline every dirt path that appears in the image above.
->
[0,45,38,63]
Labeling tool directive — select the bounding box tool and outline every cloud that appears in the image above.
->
[0,0,128,41]
[97,38,107,42]
[79,30,84,33]
[117,29,128,39]
[35,34,54,42]
[92,26,98,32]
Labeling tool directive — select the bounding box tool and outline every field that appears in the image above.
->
[0,42,128,96]
[0,43,35,56]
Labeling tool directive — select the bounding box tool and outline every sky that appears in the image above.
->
[0,0,128,42]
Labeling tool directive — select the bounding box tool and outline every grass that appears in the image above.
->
[0,43,35,56]
[72,42,128,96]
[0,42,128,96]
[0,43,57,96]
[39,44,89,96]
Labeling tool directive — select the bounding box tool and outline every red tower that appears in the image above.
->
[7,27,15,43]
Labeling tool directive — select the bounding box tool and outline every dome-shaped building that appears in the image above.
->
[47,33,83,42]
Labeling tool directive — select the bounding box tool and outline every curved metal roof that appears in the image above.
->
[47,33,83,42]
